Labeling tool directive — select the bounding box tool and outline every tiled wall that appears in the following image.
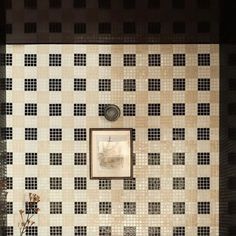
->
[4,44,219,235]
[0,45,7,235]
[220,45,236,235]
[5,0,219,44]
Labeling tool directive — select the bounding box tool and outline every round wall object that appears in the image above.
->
[104,104,121,121]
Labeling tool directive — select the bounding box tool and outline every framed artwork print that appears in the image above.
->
[89,128,133,179]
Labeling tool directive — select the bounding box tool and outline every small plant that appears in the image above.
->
[18,193,40,236]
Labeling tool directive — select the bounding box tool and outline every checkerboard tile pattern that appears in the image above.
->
[5,0,219,44]
[4,44,219,235]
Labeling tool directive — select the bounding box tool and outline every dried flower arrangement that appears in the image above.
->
[18,193,40,236]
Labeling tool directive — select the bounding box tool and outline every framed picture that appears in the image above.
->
[89,128,133,179]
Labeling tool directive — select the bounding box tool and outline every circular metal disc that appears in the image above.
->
[104,104,121,121]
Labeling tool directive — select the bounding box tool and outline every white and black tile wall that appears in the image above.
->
[1,44,219,235]
[2,0,234,234]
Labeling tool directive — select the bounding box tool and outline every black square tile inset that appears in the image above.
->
[74,226,87,236]
[49,54,61,66]
[24,23,37,33]
[173,128,185,140]
[25,79,37,91]
[148,54,161,66]
[148,104,160,116]
[0,54,12,66]
[1,102,12,115]
[1,127,13,140]
[123,178,136,190]
[197,226,210,236]
[148,202,160,214]
[7,177,13,189]
[99,79,111,91]
[148,79,160,91]
[173,202,185,214]
[50,153,62,165]
[124,226,136,236]
[6,202,13,214]
[123,79,136,91]
[173,177,185,190]
[99,179,111,190]
[49,23,62,33]
[197,152,210,165]
[123,104,136,116]
[74,54,86,66]
[50,226,62,236]
[99,226,111,236]
[74,104,86,116]
[6,152,13,165]
[26,226,38,236]
[74,128,87,141]
[99,54,111,66]
[50,177,62,190]
[124,202,136,214]
[173,54,186,66]
[198,103,210,115]
[198,54,210,66]
[197,128,210,140]
[98,104,109,116]
[74,153,87,165]
[148,227,160,236]
[148,153,160,165]
[49,104,61,116]
[74,78,86,91]
[74,23,86,34]
[173,153,185,165]
[198,177,210,189]
[50,128,62,141]
[173,103,185,115]
[198,78,210,91]
[148,128,160,141]
[33,156,45,174]
[99,23,111,34]
[74,177,87,190]
[25,128,37,140]
[99,202,112,214]
[5,226,14,236]
[50,202,62,214]
[25,177,37,190]
[49,79,61,91]
[124,54,136,66]
[173,78,185,91]
[74,202,87,214]
[148,177,160,190]
[24,54,37,66]
[198,202,210,214]
[173,227,185,236]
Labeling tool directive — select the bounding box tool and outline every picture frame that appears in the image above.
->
[89,128,133,179]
